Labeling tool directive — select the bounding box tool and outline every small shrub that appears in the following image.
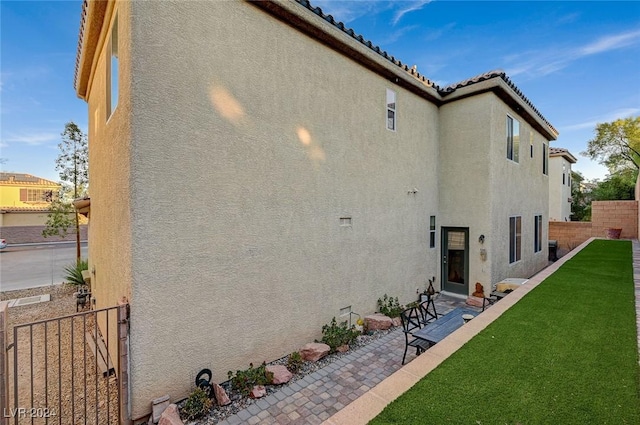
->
[287,351,304,374]
[377,294,403,318]
[181,387,212,420]
[320,317,360,353]
[227,362,273,396]
[63,259,89,286]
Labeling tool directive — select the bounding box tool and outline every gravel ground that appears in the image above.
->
[2,284,119,425]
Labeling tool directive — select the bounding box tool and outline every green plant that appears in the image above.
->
[227,362,273,396]
[63,259,88,286]
[377,294,404,318]
[320,317,360,353]
[287,351,304,374]
[181,387,212,420]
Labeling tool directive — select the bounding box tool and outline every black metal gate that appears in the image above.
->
[1,304,129,425]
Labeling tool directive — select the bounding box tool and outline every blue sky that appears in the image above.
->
[1,0,639,183]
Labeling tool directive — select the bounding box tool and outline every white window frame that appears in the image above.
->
[534,214,542,253]
[386,89,396,131]
[507,115,520,163]
[509,216,522,264]
[429,215,436,248]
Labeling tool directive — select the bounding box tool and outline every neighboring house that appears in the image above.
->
[74,0,557,418]
[0,172,59,227]
[549,147,577,221]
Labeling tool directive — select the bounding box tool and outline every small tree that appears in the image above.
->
[43,122,88,264]
[582,117,640,173]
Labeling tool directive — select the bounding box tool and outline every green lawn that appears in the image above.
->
[371,240,640,425]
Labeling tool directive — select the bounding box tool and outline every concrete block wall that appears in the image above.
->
[549,200,638,254]
[591,201,638,239]
[0,225,88,244]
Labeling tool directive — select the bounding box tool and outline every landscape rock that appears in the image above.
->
[250,385,266,399]
[266,365,293,385]
[336,344,349,353]
[364,313,393,331]
[212,383,231,406]
[158,404,183,425]
[391,317,402,327]
[299,342,330,362]
[152,394,171,423]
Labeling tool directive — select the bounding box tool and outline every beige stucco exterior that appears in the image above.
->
[549,150,576,221]
[75,0,557,419]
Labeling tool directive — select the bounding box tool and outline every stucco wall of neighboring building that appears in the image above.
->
[549,156,572,221]
[127,0,440,415]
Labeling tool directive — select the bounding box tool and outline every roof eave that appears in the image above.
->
[74,0,109,99]
[441,77,558,141]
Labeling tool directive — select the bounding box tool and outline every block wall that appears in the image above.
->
[0,225,88,244]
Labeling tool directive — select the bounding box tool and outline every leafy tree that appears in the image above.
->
[591,168,637,201]
[43,122,88,264]
[582,117,640,172]
[570,171,591,221]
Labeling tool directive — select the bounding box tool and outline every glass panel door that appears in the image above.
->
[442,228,469,295]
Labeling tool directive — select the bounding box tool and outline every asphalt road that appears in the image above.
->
[0,242,89,292]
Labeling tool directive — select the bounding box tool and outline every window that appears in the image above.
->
[107,15,119,120]
[534,215,542,253]
[507,116,520,162]
[530,133,534,158]
[509,216,521,264]
[429,216,436,248]
[563,173,566,185]
[20,188,54,203]
[386,89,396,131]
[542,143,548,175]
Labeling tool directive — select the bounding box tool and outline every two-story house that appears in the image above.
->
[549,147,577,221]
[73,0,557,418]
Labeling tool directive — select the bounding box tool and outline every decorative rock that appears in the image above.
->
[299,342,330,362]
[266,365,293,385]
[391,317,402,327]
[336,344,349,353]
[466,296,484,308]
[158,404,183,425]
[250,385,266,399]
[364,313,393,331]
[151,394,171,423]
[212,383,231,406]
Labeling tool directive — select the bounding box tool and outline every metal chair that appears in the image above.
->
[418,294,438,325]
[400,306,431,365]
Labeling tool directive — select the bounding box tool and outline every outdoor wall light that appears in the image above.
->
[478,234,485,244]
[480,248,487,261]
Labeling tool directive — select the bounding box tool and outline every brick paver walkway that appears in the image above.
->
[217,295,478,425]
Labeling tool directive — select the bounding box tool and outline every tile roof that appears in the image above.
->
[0,173,59,186]
[73,0,89,93]
[0,206,51,213]
[549,147,577,163]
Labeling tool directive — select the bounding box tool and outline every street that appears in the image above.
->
[0,241,89,292]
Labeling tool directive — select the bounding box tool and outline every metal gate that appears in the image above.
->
[0,304,129,425]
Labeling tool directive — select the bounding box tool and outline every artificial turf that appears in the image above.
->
[370,239,640,425]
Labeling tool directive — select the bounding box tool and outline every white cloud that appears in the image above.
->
[505,28,640,79]
[392,1,432,26]
[2,132,58,146]
[311,0,390,23]
[561,108,640,132]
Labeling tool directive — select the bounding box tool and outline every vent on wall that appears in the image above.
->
[340,217,352,227]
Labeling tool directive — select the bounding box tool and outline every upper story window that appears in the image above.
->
[542,143,549,175]
[530,133,534,158]
[20,188,54,203]
[107,14,119,120]
[509,216,522,264]
[386,89,396,131]
[507,115,520,162]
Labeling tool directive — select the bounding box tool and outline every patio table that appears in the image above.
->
[412,307,478,345]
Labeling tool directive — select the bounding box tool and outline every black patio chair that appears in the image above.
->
[418,295,438,325]
[400,306,431,365]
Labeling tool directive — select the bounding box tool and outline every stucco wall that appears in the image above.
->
[127,0,439,416]
[439,93,549,293]
[0,212,50,227]
[549,156,572,221]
